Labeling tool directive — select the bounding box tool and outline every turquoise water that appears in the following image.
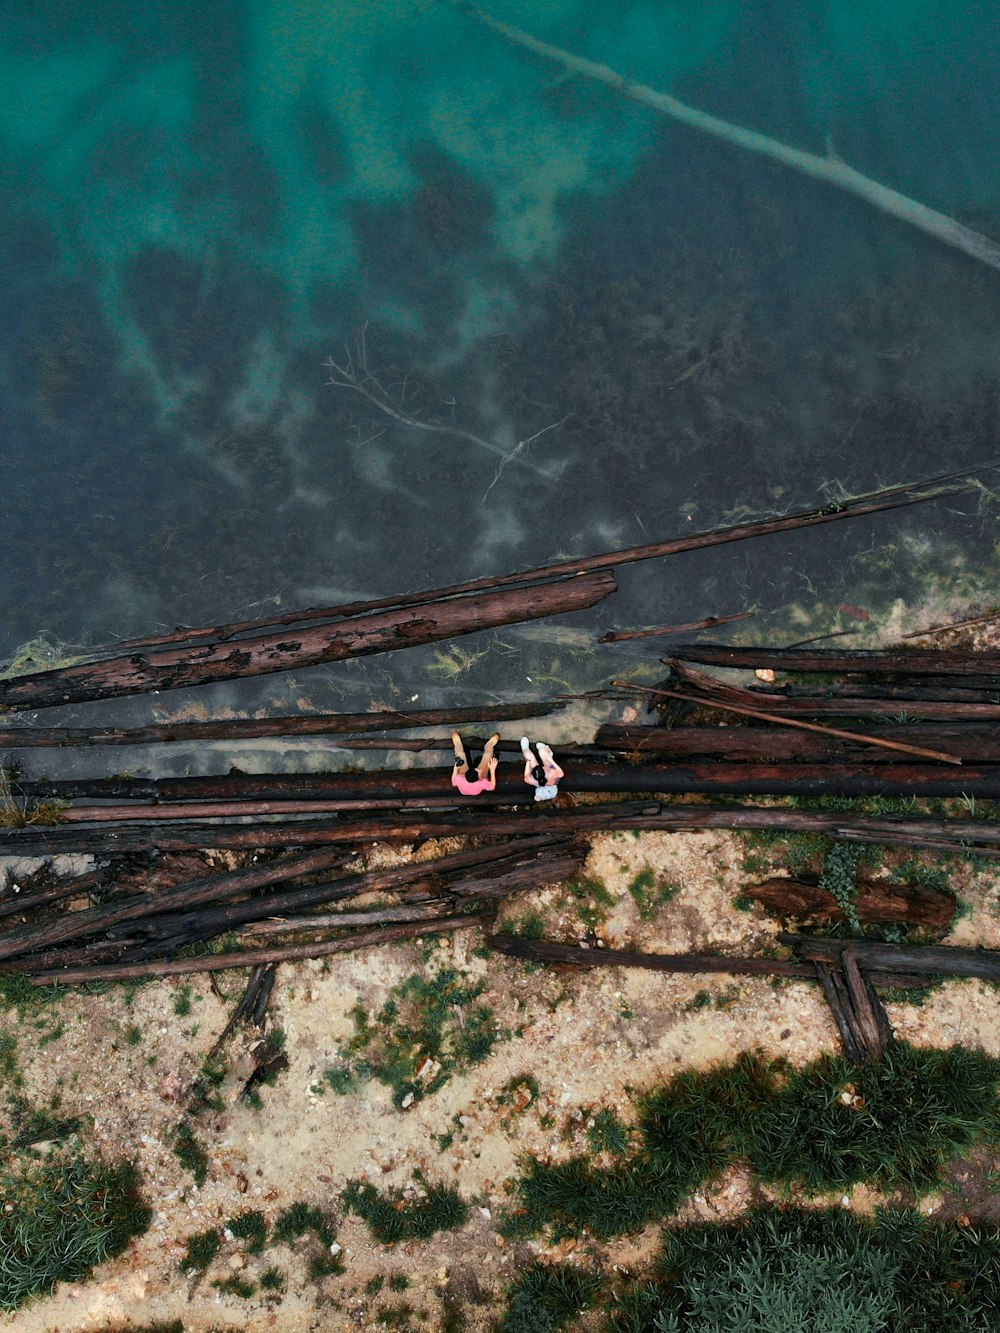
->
[3,0,1000,705]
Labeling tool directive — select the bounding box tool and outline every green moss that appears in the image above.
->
[180,1227,220,1274]
[343,1174,468,1244]
[273,1201,336,1248]
[259,1265,286,1292]
[365,1274,386,1296]
[0,1154,150,1311]
[172,984,194,1017]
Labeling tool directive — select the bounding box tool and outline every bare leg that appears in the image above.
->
[520,736,539,785]
[477,732,500,780]
[451,731,469,776]
[537,742,564,786]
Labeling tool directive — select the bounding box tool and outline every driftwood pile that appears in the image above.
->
[1,467,999,1040]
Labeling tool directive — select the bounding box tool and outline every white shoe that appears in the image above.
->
[537,742,554,761]
[520,736,531,753]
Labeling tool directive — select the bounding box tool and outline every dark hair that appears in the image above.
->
[532,765,545,785]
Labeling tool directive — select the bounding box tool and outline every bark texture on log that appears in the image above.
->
[0,573,615,711]
[746,876,956,933]
[670,644,1000,677]
[0,701,565,749]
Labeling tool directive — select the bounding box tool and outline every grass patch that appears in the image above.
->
[0,1153,150,1311]
[503,1044,1000,1241]
[321,967,504,1108]
[226,1209,267,1255]
[180,1227,220,1274]
[500,1262,601,1333]
[343,1174,468,1244]
[627,866,681,920]
[587,1108,631,1156]
[172,1121,209,1187]
[605,1206,1000,1333]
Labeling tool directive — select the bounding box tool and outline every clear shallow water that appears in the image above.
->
[3,0,1000,723]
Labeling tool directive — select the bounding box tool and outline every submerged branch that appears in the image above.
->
[449,2,1000,275]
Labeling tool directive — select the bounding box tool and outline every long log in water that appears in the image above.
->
[31,469,978,669]
[594,723,1000,762]
[0,573,615,711]
[669,644,1000,677]
[0,701,566,749]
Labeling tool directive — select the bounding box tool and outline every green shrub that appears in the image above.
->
[500,1262,601,1333]
[606,1207,1000,1333]
[226,1209,267,1254]
[0,1154,149,1311]
[343,1175,468,1243]
[179,1227,220,1274]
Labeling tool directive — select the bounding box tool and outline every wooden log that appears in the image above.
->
[448,3,1000,275]
[669,644,1000,678]
[0,868,108,921]
[814,962,864,1063]
[105,845,580,960]
[76,468,978,660]
[0,837,566,963]
[0,573,615,711]
[38,758,1000,813]
[781,933,1000,982]
[661,660,1000,721]
[488,934,927,988]
[0,845,352,963]
[614,681,963,764]
[902,611,1000,640]
[746,876,956,933]
[0,702,566,750]
[841,946,894,1061]
[599,612,754,642]
[6,800,1000,859]
[594,723,1000,763]
[25,912,493,985]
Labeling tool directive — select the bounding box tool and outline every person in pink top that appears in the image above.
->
[451,731,500,795]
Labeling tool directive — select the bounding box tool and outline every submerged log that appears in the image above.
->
[0,701,565,750]
[0,573,615,711]
[669,644,1000,678]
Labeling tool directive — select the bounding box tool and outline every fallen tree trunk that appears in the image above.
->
[594,723,1000,762]
[669,644,1000,677]
[488,934,926,988]
[0,701,565,749]
[448,4,1000,276]
[746,875,956,933]
[782,933,1000,982]
[6,800,1000,858]
[0,572,615,711]
[24,912,493,985]
[27,755,1000,815]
